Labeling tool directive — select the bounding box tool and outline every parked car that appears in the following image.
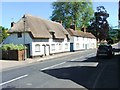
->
[96,44,114,58]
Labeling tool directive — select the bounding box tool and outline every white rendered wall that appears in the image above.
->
[69,36,96,51]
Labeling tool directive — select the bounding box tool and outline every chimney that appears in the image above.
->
[11,22,15,27]
[56,20,62,24]
[70,24,76,30]
[81,25,86,32]
[83,26,86,32]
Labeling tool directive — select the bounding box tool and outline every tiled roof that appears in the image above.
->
[9,14,68,39]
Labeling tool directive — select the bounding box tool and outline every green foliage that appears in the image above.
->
[108,26,120,43]
[50,0,94,29]
[0,43,27,51]
[118,29,120,41]
[88,6,109,41]
[0,26,9,43]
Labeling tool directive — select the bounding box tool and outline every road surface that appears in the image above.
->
[1,47,120,89]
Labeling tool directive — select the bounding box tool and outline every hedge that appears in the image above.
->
[0,43,27,50]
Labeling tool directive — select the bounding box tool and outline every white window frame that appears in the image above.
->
[76,43,79,49]
[59,43,62,50]
[35,44,40,52]
[65,43,68,49]
[51,44,55,51]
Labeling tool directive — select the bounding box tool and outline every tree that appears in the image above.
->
[88,6,109,41]
[0,26,2,43]
[0,26,9,43]
[118,29,120,41]
[50,0,94,30]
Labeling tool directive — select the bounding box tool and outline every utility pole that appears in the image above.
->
[23,15,26,60]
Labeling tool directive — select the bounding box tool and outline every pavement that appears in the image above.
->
[0,50,86,70]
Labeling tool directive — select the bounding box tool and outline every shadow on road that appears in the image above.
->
[42,54,120,89]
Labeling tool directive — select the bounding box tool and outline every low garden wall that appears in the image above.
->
[2,50,25,61]
[1,43,26,61]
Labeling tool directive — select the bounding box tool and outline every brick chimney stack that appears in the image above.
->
[70,24,76,30]
[56,20,62,25]
[11,22,15,27]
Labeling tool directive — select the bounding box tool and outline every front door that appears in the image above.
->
[25,44,30,58]
[70,43,74,52]
[46,45,50,56]
[43,45,46,56]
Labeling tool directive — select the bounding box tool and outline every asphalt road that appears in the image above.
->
[1,47,120,89]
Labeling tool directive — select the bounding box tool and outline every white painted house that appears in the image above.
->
[66,28,96,52]
[3,14,70,58]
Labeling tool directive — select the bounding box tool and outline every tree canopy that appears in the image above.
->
[88,6,109,41]
[50,0,94,29]
[0,26,9,43]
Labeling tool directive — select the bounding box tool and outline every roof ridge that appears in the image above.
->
[24,14,61,25]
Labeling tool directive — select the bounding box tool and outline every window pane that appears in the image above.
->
[35,44,40,52]
[76,43,79,49]
[65,43,68,49]
[17,32,22,38]
[59,43,62,50]
[51,44,55,51]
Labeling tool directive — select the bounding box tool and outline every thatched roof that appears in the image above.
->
[66,28,96,39]
[9,14,68,39]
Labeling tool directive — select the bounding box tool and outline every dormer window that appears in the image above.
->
[66,34,70,41]
[50,31,55,39]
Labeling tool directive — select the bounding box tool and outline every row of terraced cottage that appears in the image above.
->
[3,14,97,58]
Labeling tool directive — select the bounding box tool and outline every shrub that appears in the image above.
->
[0,43,27,50]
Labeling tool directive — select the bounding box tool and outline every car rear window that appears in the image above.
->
[98,46,107,49]
[98,45,112,50]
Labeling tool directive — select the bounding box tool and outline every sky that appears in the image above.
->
[1,0,119,29]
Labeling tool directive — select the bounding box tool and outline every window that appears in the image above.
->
[35,44,40,52]
[65,43,68,49]
[51,44,55,51]
[17,32,22,38]
[50,32,55,39]
[66,34,70,42]
[83,44,84,48]
[59,43,62,50]
[76,43,79,49]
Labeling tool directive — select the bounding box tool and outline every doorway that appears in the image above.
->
[25,44,30,58]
